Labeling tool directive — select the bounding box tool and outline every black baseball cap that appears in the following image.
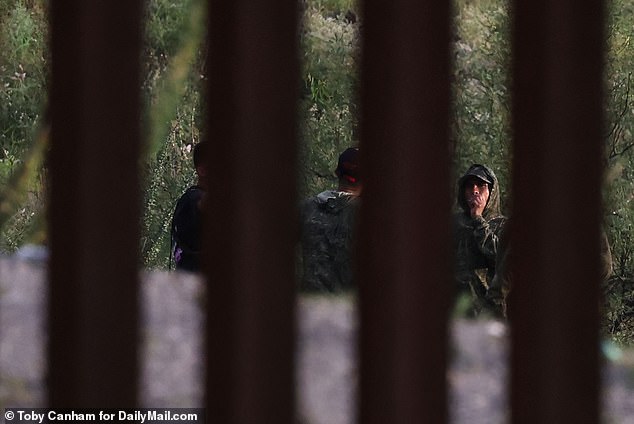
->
[462,164,494,185]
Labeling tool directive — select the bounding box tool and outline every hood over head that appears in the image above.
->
[457,164,501,219]
[335,147,361,185]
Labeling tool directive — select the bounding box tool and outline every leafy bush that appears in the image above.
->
[140,0,206,269]
[299,4,360,198]
[302,0,357,16]
[0,0,47,159]
[602,0,634,343]
[0,0,47,252]
[452,0,511,212]
[141,118,199,268]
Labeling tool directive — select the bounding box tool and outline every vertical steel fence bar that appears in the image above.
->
[510,0,605,422]
[49,0,142,406]
[358,1,453,423]
[204,1,298,422]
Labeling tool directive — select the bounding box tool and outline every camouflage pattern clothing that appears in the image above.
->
[485,223,510,317]
[453,164,506,314]
[300,190,360,292]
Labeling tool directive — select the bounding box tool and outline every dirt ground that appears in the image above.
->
[1,258,633,423]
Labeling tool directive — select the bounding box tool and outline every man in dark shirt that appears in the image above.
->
[171,142,207,272]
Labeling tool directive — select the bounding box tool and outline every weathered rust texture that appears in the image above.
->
[358,1,453,422]
[204,0,299,422]
[510,0,605,422]
[48,0,142,406]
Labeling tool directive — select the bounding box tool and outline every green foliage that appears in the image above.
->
[140,0,206,269]
[0,126,47,252]
[451,0,511,213]
[299,3,360,198]
[144,0,195,65]
[0,0,47,251]
[0,0,47,161]
[603,0,634,343]
[303,0,357,16]
[142,0,206,158]
[141,116,198,268]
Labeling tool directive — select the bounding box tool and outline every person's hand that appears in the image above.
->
[468,194,486,217]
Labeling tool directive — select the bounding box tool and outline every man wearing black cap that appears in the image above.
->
[453,164,506,315]
[300,147,361,292]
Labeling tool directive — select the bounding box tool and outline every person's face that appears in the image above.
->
[464,177,490,215]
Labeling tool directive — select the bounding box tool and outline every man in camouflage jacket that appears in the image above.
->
[300,147,361,292]
[453,164,506,315]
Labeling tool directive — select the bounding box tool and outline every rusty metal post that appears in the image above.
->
[48,0,142,406]
[510,0,605,421]
[358,1,453,422]
[204,1,298,422]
